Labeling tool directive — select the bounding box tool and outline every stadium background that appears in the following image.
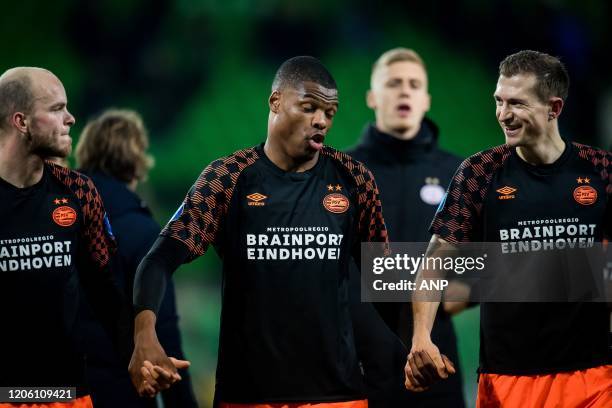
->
[2,1,610,406]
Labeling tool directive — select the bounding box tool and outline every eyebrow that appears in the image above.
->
[494,95,529,106]
[302,94,338,107]
[302,92,338,102]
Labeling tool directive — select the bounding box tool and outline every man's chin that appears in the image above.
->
[302,148,318,160]
[292,146,318,164]
[34,145,71,160]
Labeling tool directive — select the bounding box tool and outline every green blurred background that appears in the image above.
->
[2,1,610,406]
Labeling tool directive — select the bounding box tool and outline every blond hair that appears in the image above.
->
[75,109,154,183]
[370,48,426,89]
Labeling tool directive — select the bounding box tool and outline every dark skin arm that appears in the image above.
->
[129,238,192,397]
[129,310,190,397]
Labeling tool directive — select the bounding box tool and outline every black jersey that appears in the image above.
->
[431,141,611,374]
[0,162,117,395]
[347,120,465,406]
[162,144,387,403]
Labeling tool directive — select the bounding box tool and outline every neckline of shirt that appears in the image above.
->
[0,163,48,193]
[511,139,573,175]
[255,143,322,180]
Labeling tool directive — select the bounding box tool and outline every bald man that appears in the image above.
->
[0,68,131,408]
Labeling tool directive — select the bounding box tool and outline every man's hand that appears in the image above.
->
[405,335,455,392]
[129,310,190,397]
[137,358,192,397]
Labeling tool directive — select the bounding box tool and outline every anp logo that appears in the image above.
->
[323,193,349,214]
[52,206,77,227]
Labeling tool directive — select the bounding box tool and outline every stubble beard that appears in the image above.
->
[26,130,71,159]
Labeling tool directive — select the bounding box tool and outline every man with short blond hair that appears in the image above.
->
[371,48,426,75]
[347,48,466,407]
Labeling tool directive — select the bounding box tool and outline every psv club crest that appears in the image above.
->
[573,177,597,206]
[51,198,77,227]
[323,193,349,214]
[52,206,77,227]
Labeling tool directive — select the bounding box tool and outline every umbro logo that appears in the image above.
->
[497,186,516,200]
[247,193,267,207]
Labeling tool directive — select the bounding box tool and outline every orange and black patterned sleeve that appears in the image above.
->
[80,178,117,268]
[161,147,259,260]
[575,143,612,239]
[47,163,116,268]
[355,168,388,244]
[430,145,511,243]
[47,163,131,360]
[321,147,388,244]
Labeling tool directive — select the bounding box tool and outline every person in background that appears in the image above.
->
[347,48,468,407]
[75,109,198,408]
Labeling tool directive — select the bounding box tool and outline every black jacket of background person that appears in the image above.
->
[78,172,198,408]
[346,118,465,406]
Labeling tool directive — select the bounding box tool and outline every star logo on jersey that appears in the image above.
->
[496,186,517,200]
[573,178,597,205]
[53,198,69,205]
[52,206,77,227]
[576,177,590,184]
[247,193,267,207]
[323,193,350,214]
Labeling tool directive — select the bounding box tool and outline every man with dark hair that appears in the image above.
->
[271,56,337,91]
[0,67,131,408]
[347,47,466,408]
[75,109,198,408]
[128,56,388,408]
[407,50,611,407]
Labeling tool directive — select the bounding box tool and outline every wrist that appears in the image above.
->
[412,328,432,343]
[134,310,157,343]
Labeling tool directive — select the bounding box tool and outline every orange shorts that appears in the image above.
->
[0,395,93,408]
[218,400,368,408]
[477,365,612,408]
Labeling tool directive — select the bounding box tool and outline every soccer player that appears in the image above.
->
[0,67,131,407]
[75,109,198,408]
[407,50,611,406]
[128,56,388,407]
[347,47,467,408]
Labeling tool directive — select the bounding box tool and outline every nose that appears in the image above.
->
[312,109,328,131]
[497,104,512,123]
[65,110,76,127]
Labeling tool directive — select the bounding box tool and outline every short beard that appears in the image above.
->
[25,131,71,159]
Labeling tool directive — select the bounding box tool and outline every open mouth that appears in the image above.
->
[396,103,412,116]
[503,124,522,137]
[308,133,325,151]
